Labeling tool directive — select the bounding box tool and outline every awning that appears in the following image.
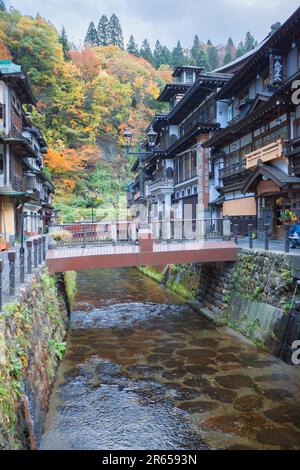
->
[242,161,300,194]
[0,188,27,197]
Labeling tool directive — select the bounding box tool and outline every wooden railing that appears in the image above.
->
[220,160,246,179]
[150,178,174,194]
[245,139,285,170]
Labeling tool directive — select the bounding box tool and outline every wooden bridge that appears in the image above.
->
[46,219,239,272]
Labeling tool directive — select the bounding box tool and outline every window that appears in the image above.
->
[191,150,197,177]
[187,188,191,196]
[186,71,194,83]
[184,154,190,180]
[179,158,184,183]
[181,190,185,197]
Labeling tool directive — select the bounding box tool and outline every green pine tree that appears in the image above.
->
[84,21,98,47]
[161,46,171,66]
[108,14,124,49]
[127,35,139,56]
[171,40,184,68]
[59,26,70,61]
[207,45,219,71]
[236,41,245,58]
[0,0,5,11]
[190,35,201,65]
[140,39,153,64]
[244,31,256,52]
[153,40,163,68]
[97,15,109,46]
[223,50,233,65]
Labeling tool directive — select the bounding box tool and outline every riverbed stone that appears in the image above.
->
[256,427,300,448]
[215,375,255,390]
[234,395,263,411]
[177,400,217,413]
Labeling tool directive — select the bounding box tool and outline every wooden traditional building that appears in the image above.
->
[0,60,54,247]
[204,6,300,238]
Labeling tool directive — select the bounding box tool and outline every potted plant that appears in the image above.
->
[279,209,298,225]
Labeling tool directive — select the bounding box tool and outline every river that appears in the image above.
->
[40,268,300,450]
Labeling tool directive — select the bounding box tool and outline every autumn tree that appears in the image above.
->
[85,21,98,47]
[97,15,109,46]
[127,35,139,56]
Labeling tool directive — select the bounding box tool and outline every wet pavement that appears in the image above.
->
[41,268,300,450]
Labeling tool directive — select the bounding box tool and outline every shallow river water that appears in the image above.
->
[41,268,300,450]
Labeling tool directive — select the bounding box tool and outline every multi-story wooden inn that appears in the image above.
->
[0,60,54,248]
[128,6,300,241]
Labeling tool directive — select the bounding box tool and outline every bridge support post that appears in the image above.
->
[131,223,137,243]
[8,251,16,296]
[233,224,238,245]
[42,236,47,261]
[248,224,253,249]
[139,229,153,253]
[38,237,42,265]
[264,224,270,251]
[26,240,32,274]
[223,217,231,241]
[111,223,117,244]
[20,246,25,284]
[33,239,38,268]
[284,224,290,253]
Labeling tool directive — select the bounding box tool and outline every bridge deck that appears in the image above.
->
[46,240,239,272]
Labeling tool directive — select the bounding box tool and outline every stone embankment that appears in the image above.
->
[0,269,76,449]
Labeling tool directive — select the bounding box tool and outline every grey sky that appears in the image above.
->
[6,0,300,49]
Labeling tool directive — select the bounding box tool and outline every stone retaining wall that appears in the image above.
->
[0,269,75,449]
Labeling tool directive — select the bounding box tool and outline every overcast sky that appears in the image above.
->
[6,0,300,49]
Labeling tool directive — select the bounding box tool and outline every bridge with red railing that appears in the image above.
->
[46,218,240,272]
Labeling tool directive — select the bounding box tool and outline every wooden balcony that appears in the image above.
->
[150,178,174,195]
[245,139,285,170]
[220,160,246,179]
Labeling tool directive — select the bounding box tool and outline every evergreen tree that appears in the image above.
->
[190,35,201,65]
[59,26,70,61]
[236,41,245,58]
[153,40,163,68]
[127,35,139,56]
[207,39,213,47]
[227,37,234,48]
[223,50,233,65]
[0,0,5,11]
[84,21,98,47]
[171,41,184,68]
[244,31,256,52]
[97,15,109,46]
[161,46,171,66]
[207,45,219,71]
[140,39,153,64]
[108,14,124,49]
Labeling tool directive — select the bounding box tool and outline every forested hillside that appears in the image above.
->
[0,5,258,222]
[0,7,170,221]
[85,13,258,70]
